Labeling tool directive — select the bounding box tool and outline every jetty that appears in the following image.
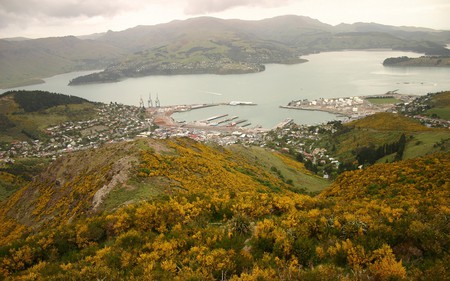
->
[274,118,293,129]
[229,101,256,106]
[219,116,238,124]
[205,114,228,122]
[227,119,247,127]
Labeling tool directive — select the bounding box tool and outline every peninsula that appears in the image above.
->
[383,56,450,67]
[281,92,416,119]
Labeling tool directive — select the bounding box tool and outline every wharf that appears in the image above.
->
[205,114,228,122]
[273,118,293,129]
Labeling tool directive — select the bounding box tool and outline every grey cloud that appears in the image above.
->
[0,0,146,33]
[0,0,134,19]
[183,0,292,15]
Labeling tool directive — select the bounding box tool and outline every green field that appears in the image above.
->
[101,177,166,212]
[403,131,450,159]
[425,107,450,120]
[365,97,401,104]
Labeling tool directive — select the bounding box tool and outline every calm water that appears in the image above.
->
[3,50,450,128]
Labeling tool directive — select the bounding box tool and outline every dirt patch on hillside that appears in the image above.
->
[91,155,137,211]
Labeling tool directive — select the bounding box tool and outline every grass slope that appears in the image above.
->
[229,145,329,193]
[424,91,450,120]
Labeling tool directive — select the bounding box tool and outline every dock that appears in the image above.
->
[227,119,247,127]
[205,114,228,122]
[274,118,293,129]
[219,116,238,124]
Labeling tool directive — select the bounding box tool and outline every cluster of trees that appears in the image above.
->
[3,90,89,113]
[356,134,407,165]
[383,56,411,65]
[0,137,448,280]
[0,114,14,132]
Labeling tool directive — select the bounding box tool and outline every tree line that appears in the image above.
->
[2,90,89,113]
[356,134,407,165]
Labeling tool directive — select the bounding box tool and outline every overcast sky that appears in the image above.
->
[1,0,449,39]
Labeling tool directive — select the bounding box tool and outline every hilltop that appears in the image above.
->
[2,15,450,88]
[0,138,448,279]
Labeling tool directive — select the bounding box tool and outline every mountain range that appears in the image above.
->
[1,15,450,88]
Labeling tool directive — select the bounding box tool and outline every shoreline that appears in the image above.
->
[280,105,350,118]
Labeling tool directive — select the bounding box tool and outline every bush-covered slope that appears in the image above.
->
[0,138,325,246]
[0,137,448,280]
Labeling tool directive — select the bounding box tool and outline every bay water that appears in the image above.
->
[3,50,450,128]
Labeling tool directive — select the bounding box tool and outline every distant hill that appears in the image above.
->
[0,36,124,88]
[1,37,31,42]
[2,15,450,88]
[383,56,450,67]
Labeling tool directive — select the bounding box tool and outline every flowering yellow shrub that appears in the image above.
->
[0,138,448,280]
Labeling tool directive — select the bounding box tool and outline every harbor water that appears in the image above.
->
[3,50,450,128]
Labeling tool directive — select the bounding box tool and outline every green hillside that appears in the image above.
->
[423,91,450,120]
[321,112,449,166]
[0,91,97,143]
[2,16,450,88]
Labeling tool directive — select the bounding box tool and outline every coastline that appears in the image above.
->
[280,105,350,118]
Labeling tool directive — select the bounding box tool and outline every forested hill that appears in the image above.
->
[0,136,448,280]
[1,90,90,113]
[0,90,97,143]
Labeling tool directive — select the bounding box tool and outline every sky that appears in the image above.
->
[1,0,449,39]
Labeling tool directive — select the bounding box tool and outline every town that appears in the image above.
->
[1,92,448,179]
[282,92,417,119]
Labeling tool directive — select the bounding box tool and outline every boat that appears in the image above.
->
[229,101,256,106]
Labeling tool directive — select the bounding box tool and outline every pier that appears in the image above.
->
[219,116,238,124]
[274,118,293,129]
[227,119,247,127]
[205,114,228,122]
